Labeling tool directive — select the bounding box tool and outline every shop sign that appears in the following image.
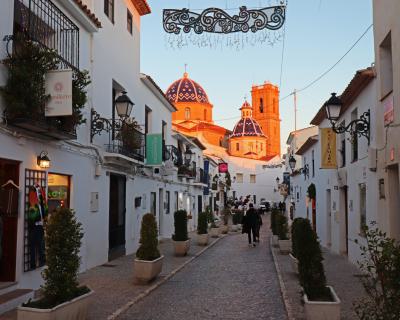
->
[218,162,228,173]
[321,128,337,169]
[45,70,73,117]
[146,134,163,165]
[383,93,394,126]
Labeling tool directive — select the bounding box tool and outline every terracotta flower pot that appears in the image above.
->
[304,286,341,320]
[17,290,93,320]
[219,225,228,234]
[197,233,209,246]
[173,239,190,256]
[289,253,298,274]
[134,255,164,284]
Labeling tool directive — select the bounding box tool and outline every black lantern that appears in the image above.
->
[288,155,296,172]
[37,151,51,169]
[184,147,194,165]
[115,91,134,119]
[324,93,342,122]
[324,92,370,144]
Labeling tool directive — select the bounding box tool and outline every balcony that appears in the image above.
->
[163,145,183,166]
[177,164,196,179]
[1,0,85,140]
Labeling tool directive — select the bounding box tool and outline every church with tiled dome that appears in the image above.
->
[165,72,280,160]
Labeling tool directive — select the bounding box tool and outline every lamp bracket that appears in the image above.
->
[331,110,370,144]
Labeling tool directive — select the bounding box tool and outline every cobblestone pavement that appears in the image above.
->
[119,218,287,320]
[273,240,367,320]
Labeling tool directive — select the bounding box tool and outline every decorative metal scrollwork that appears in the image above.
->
[90,109,123,141]
[163,6,286,35]
[332,111,370,144]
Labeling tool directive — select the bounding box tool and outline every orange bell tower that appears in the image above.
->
[251,82,280,157]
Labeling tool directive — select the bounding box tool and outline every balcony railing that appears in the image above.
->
[13,0,80,70]
[178,164,196,179]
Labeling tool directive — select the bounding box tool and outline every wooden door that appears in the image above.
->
[0,159,20,282]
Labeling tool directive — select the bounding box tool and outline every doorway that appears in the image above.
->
[339,186,349,255]
[158,188,163,236]
[326,189,332,247]
[198,195,203,215]
[108,174,126,261]
[387,165,400,240]
[0,159,19,282]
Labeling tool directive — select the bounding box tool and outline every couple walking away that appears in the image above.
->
[242,203,262,247]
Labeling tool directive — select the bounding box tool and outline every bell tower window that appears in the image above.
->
[185,107,191,120]
[259,98,264,113]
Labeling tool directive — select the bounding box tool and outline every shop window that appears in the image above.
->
[48,173,70,213]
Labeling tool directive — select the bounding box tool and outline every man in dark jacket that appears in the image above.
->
[243,203,258,247]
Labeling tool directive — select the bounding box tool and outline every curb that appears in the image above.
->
[270,236,295,320]
[107,235,226,320]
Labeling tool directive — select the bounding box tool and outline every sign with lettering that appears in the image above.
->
[321,128,337,169]
[45,70,73,117]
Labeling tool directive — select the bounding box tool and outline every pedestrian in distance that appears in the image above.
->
[242,203,258,247]
[255,208,263,242]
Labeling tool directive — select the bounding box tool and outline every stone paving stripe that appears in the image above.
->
[107,235,226,320]
[270,236,295,320]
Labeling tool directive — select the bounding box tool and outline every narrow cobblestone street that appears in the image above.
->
[119,220,287,320]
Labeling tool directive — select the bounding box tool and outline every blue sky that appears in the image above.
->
[140,0,374,152]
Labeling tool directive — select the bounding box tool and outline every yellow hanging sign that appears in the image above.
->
[321,128,337,169]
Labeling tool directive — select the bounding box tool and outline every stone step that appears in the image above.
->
[0,289,34,316]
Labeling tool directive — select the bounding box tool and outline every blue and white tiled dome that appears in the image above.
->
[165,72,209,104]
[230,101,265,138]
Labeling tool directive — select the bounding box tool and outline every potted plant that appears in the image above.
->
[353,222,400,320]
[172,210,190,256]
[270,209,279,247]
[18,208,93,320]
[197,212,209,246]
[297,219,340,320]
[209,213,220,238]
[230,212,240,232]
[134,213,164,284]
[120,119,142,151]
[220,208,230,234]
[277,213,291,254]
[289,218,307,274]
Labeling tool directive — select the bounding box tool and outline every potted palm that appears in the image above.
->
[18,208,93,320]
[298,219,340,320]
[134,213,164,283]
[197,212,209,246]
[277,213,291,254]
[172,210,190,256]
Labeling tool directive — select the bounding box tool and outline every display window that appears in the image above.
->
[48,173,70,213]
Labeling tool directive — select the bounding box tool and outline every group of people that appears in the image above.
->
[241,203,263,247]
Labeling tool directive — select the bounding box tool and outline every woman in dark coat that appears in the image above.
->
[242,203,258,247]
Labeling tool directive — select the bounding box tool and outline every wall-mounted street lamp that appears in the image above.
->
[184,147,194,165]
[324,93,370,144]
[37,151,51,169]
[288,155,296,172]
[91,91,135,141]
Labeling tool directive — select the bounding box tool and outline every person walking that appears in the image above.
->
[255,208,263,242]
[242,203,258,247]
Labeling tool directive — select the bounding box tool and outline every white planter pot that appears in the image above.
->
[173,239,190,256]
[304,286,341,320]
[272,235,279,247]
[17,289,93,320]
[278,239,292,254]
[229,224,238,232]
[289,253,298,274]
[134,255,164,284]
[197,233,209,246]
[210,227,220,238]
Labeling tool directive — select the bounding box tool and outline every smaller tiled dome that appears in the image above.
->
[166,72,209,104]
[230,118,265,138]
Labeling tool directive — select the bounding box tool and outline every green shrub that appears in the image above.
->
[30,208,86,308]
[296,219,329,301]
[173,210,188,241]
[291,218,308,258]
[136,213,161,261]
[197,212,208,235]
[354,223,400,319]
[270,209,279,235]
[276,213,289,240]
